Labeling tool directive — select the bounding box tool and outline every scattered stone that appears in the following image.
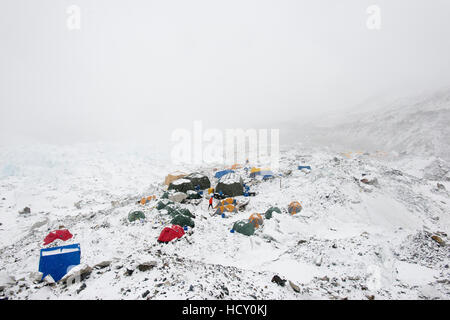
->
[60,264,92,284]
[0,272,15,290]
[94,261,112,269]
[366,295,375,300]
[77,283,86,294]
[271,275,286,287]
[289,281,300,293]
[314,256,323,266]
[124,269,134,276]
[297,240,307,245]
[137,261,157,272]
[19,207,31,214]
[437,183,446,190]
[29,271,43,283]
[431,235,445,246]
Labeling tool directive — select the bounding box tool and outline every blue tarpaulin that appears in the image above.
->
[298,166,312,170]
[39,243,81,282]
[215,169,234,179]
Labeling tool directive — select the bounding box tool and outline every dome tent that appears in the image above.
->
[232,220,255,236]
[158,225,185,243]
[248,213,264,229]
[128,210,145,222]
[171,213,195,228]
[288,201,302,215]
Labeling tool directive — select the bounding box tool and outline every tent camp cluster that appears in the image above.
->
[34,161,311,284]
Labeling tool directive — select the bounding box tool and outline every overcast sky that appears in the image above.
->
[1,0,449,145]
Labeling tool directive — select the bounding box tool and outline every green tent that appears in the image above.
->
[178,208,194,218]
[171,214,195,228]
[233,220,255,236]
[265,207,281,219]
[128,211,145,222]
[161,191,169,199]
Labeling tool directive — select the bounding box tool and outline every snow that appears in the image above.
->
[0,140,449,300]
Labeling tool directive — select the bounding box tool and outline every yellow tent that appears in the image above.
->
[164,172,186,186]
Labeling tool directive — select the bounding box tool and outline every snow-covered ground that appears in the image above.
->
[0,142,448,300]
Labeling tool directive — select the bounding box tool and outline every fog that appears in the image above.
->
[1,0,450,146]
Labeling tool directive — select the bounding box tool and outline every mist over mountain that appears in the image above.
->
[280,88,450,161]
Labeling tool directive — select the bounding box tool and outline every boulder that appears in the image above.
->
[271,275,286,287]
[184,173,211,190]
[168,192,188,203]
[216,173,244,197]
[168,179,195,193]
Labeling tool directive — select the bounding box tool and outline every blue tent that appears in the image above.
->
[215,169,234,179]
[39,243,81,282]
[298,166,311,170]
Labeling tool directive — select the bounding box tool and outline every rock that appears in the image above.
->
[437,183,446,190]
[0,272,15,290]
[168,192,188,203]
[314,256,323,266]
[43,275,56,285]
[137,261,157,272]
[77,283,86,294]
[19,207,31,214]
[30,218,49,231]
[60,264,92,284]
[94,261,112,269]
[366,294,375,300]
[124,269,134,276]
[142,290,150,298]
[431,235,446,246]
[360,177,378,186]
[289,281,300,293]
[271,275,286,287]
[183,173,211,190]
[29,271,43,283]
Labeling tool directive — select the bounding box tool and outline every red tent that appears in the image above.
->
[157,225,185,243]
[43,229,73,245]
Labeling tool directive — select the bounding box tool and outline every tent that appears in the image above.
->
[248,213,264,229]
[164,172,187,186]
[39,243,81,282]
[128,211,145,222]
[171,214,195,228]
[184,173,211,189]
[288,201,302,215]
[298,166,311,170]
[232,220,255,236]
[215,169,234,179]
[140,195,156,205]
[168,178,195,193]
[215,197,235,207]
[43,229,73,246]
[265,207,281,219]
[215,172,244,197]
[157,225,185,243]
[250,167,274,178]
[214,204,237,215]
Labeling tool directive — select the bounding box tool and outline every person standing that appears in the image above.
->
[208,196,213,209]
